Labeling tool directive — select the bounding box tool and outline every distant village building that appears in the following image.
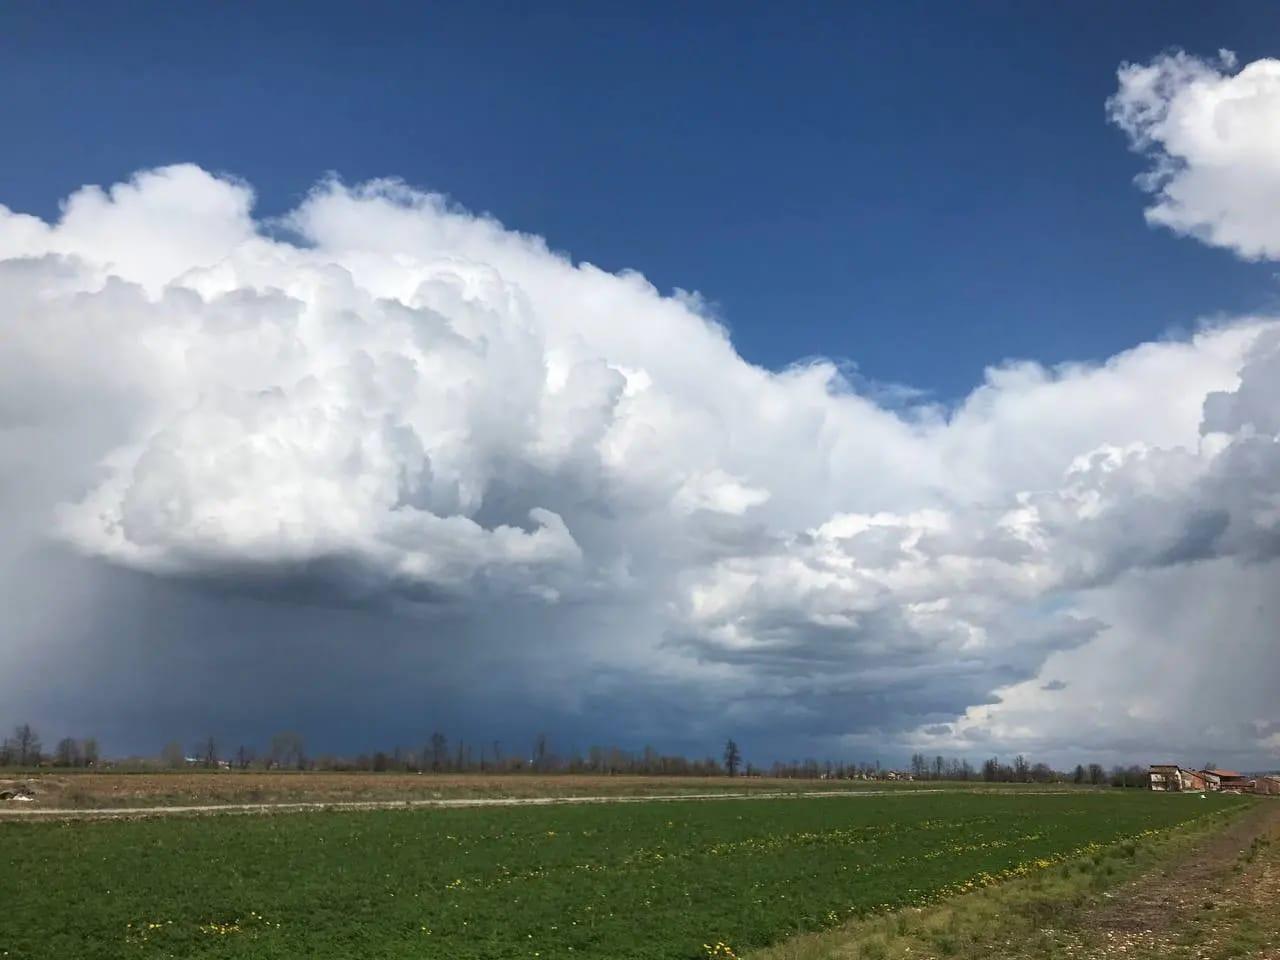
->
[1151,765,1278,794]
[183,756,231,770]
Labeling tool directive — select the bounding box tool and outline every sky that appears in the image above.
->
[1,4,1279,769]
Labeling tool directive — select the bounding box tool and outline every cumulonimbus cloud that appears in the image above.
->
[2,52,1279,763]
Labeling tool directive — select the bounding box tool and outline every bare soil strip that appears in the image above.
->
[0,772,912,809]
[0,786,963,820]
[1,770,1105,811]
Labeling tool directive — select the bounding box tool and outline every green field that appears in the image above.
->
[0,791,1238,959]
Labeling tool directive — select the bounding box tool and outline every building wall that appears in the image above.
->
[1181,770,1207,791]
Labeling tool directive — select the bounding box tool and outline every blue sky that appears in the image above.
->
[3,6,1280,767]
[4,2,1278,397]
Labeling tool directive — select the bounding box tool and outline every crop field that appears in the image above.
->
[0,791,1238,960]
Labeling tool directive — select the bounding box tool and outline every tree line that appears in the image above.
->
[759,754,1134,784]
[0,724,98,768]
[151,732,737,777]
[969,755,1147,788]
[1,725,740,776]
[0,722,1150,787]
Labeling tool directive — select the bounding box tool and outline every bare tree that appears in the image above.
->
[82,738,99,768]
[13,724,41,766]
[54,737,81,767]
[235,745,254,770]
[532,733,549,773]
[201,736,219,769]
[161,741,186,769]
[270,732,305,770]
[723,739,741,777]
[428,732,447,772]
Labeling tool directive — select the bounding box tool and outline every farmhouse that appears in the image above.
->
[1145,765,1280,794]
[1202,768,1249,793]
[1253,775,1280,796]
[1148,765,1207,792]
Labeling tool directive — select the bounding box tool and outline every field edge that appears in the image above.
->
[745,798,1266,960]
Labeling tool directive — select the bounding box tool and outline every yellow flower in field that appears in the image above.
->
[702,940,739,959]
[198,921,242,936]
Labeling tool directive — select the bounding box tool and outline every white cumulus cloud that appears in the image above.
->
[1109,49,1280,259]
[1,157,1278,763]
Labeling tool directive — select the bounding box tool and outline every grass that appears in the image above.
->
[0,790,1241,960]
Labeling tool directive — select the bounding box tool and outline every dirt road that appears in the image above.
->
[0,786,954,820]
[1055,800,1280,959]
